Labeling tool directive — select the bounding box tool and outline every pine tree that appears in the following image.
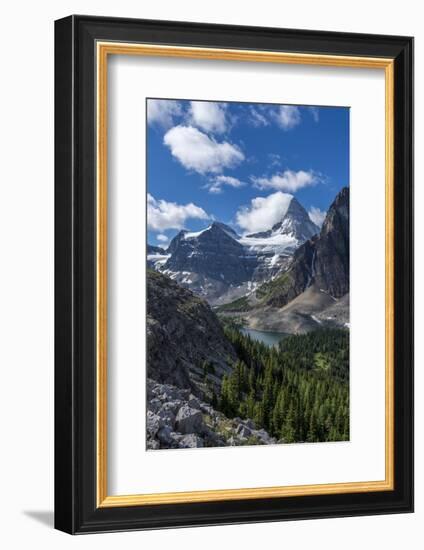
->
[281,403,296,443]
[218,323,349,445]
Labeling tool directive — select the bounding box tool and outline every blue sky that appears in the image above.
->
[147,99,349,246]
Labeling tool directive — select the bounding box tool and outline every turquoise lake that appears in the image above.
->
[240,327,290,347]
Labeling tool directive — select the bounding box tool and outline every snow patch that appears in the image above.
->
[184,226,211,239]
[239,233,299,255]
[269,253,281,267]
[147,253,170,268]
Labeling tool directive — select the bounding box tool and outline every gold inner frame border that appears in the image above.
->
[96,42,394,508]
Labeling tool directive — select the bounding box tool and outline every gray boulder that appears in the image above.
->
[244,419,256,430]
[203,429,226,447]
[199,402,214,415]
[179,434,204,448]
[157,407,176,429]
[146,411,163,437]
[148,397,162,413]
[157,426,180,448]
[175,404,204,434]
[236,424,252,438]
[254,428,276,444]
[146,438,160,450]
[161,400,183,415]
[158,385,187,402]
[187,395,201,410]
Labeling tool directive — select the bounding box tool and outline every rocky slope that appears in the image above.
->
[225,285,349,334]
[147,379,276,450]
[147,269,237,398]
[146,272,278,449]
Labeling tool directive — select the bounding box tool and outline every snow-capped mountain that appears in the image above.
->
[240,197,319,254]
[148,196,321,304]
[147,244,170,269]
[165,222,257,285]
[220,187,350,332]
[236,197,319,279]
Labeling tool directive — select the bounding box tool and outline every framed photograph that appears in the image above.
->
[55,15,413,534]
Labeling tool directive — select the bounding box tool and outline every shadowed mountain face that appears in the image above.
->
[256,187,350,308]
[165,222,258,285]
[146,269,236,398]
[312,186,349,298]
[147,244,166,255]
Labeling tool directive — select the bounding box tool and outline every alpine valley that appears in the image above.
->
[148,187,349,333]
[146,188,350,450]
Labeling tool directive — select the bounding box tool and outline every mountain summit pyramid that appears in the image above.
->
[247,196,319,242]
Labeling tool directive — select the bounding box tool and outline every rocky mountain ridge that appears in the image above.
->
[165,222,258,286]
[147,269,237,399]
[148,195,320,304]
[146,272,277,450]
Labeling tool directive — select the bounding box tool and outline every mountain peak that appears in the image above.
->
[247,196,319,242]
[284,196,305,216]
[276,196,318,231]
[320,186,349,237]
[211,221,240,239]
[163,220,256,288]
[175,222,239,242]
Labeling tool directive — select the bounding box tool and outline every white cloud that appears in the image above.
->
[189,101,227,133]
[147,194,209,231]
[252,169,320,192]
[308,206,326,227]
[268,153,283,168]
[207,175,246,194]
[147,99,183,128]
[273,105,301,130]
[236,192,293,234]
[163,125,244,174]
[249,106,269,127]
[308,106,320,122]
[156,234,169,243]
[247,104,301,130]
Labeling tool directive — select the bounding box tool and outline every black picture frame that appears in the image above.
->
[55,14,414,534]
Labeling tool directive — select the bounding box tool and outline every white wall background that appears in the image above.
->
[0,0,420,547]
